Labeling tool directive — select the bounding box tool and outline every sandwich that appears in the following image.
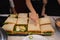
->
[39,17,51,25]
[9,14,17,18]
[13,25,28,34]
[40,24,55,36]
[16,18,28,25]
[5,17,17,24]
[29,18,36,24]
[2,24,15,34]
[18,13,28,18]
[28,24,41,34]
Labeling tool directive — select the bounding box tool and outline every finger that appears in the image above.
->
[34,19,39,26]
[44,14,48,17]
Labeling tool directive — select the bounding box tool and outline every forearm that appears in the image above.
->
[26,0,36,13]
[9,0,15,8]
[11,7,17,14]
[57,0,60,4]
[43,0,47,5]
[41,0,47,16]
[9,0,17,14]
[41,5,45,15]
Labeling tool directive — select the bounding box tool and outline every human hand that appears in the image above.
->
[41,12,47,17]
[43,0,47,5]
[29,12,39,25]
[11,7,17,14]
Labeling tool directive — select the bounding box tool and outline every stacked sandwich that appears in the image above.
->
[28,18,41,34]
[39,16,55,36]
[2,17,17,34]
[14,13,28,34]
[2,13,28,34]
[2,13,55,36]
[2,24,15,34]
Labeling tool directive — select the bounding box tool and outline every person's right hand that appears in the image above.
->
[43,0,47,5]
[29,12,39,25]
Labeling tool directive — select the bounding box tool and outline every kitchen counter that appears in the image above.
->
[0,14,60,40]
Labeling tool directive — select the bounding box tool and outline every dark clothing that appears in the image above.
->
[13,0,30,13]
[45,0,60,16]
[31,0,43,17]
[0,0,10,14]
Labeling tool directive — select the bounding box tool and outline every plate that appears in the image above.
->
[23,35,48,40]
[0,27,7,40]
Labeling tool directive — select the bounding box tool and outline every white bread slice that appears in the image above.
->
[28,24,40,32]
[18,13,28,18]
[5,17,17,24]
[39,17,51,25]
[29,18,35,24]
[41,24,54,33]
[17,18,28,25]
[29,18,40,25]
[9,14,17,17]
[2,24,15,32]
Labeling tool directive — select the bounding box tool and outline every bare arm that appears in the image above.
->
[26,0,39,25]
[9,0,17,14]
[41,0,47,16]
[11,7,17,14]
[43,0,47,5]
[57,0,60,4]
[26,0,36,13]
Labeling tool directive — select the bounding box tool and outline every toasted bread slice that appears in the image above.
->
[2,24,15,32]
[41,24,55,35]
[5,17,17,24]
[29,18,35,24]
[9,14,17,18]
[39,17,51,25]
[16,18,28,25]
[18,13,28,18]
[28,24,40,32]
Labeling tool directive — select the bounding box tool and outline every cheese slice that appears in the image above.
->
[16,26,20,31]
